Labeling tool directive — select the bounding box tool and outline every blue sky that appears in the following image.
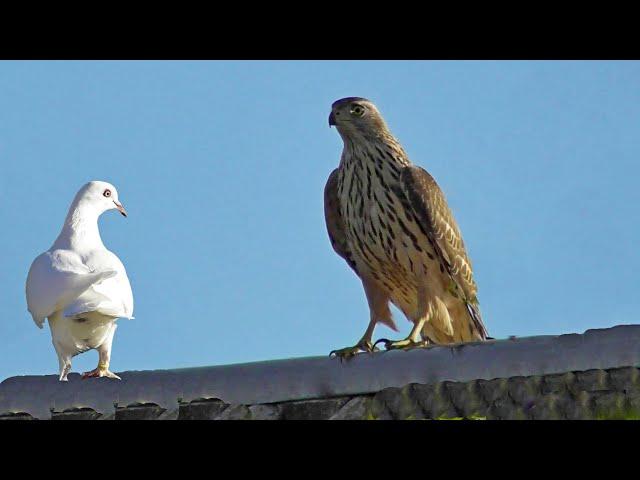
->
[1,60,639,382]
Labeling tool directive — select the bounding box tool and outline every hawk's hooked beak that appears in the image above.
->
[114,200,127,217]
[329,111,336,127]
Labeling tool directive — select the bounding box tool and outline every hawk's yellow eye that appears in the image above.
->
[350,105,365,117]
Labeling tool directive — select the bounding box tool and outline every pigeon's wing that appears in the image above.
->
[324,168,359,274]
[26,250,117,328]
[66,249,134,320]
[398,166,488,339]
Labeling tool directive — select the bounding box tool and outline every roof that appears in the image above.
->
[2,324,640,419]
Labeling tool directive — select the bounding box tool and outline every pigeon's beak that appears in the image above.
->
[329,111,336,127]
[114,201,127,217]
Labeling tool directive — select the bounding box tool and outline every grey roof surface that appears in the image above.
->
[2,324,640,419]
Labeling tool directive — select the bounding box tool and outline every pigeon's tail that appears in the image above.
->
[65,305,133,320]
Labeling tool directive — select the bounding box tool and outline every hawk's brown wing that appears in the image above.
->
[324,169,358,274]
[399,166,488,339]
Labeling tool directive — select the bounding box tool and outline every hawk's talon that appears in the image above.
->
[373,338,391,350]
[329,340,377,360]
[361,340,379,353]
[373,337,429,351]
[329,346,360,360]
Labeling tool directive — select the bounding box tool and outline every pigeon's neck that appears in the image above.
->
[52,201,105,251]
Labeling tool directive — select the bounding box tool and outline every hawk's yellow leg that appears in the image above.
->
[373,318,430,350]
[374,288,431,351]
[329,317,379,360]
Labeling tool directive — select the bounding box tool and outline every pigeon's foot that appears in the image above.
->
[82,366,121,380]
[329,340,378,360]
[373,337,429,351]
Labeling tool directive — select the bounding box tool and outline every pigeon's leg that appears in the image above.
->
[58,357,72,382]
[330,278,391,360]
[82,323,121,380]
[53,341,72,382]
[374,285,430,351]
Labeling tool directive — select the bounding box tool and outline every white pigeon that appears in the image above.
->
[25,181,134,382]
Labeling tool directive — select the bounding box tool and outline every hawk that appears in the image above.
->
[324,97,488,358]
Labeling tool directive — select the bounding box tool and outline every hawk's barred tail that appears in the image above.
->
[466,302,488,340]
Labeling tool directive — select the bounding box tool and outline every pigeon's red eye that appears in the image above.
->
[103,189,111,198]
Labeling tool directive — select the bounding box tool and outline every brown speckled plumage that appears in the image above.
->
[325,97,487,354]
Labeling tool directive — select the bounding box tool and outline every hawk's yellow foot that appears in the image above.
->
[329,339,378,360]
[373,337,429,351]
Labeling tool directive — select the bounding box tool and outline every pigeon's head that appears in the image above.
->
[76,181,127,217]
[328,97,389,139]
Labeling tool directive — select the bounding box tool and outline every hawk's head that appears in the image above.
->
[329,97,389,139]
